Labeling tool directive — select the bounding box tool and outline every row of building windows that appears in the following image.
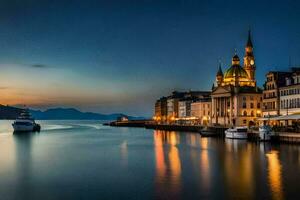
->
[242,102,261,109]
[265,84,275,90]
[280,88,300,96]
[280,98,300,109]
[242,110,261,117]
[264,92,276,99]
[242,96,263,101]
[263,102,276,110]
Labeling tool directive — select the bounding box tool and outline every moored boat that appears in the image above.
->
[12,109,41,132]
[259,125,274,141]
[225,127,248,139]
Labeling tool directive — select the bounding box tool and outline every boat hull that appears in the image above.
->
[225,131,248,139]
[12,124,35,132]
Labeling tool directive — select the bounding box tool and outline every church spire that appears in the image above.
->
[215,61,223,87]
[217,61,223,77]
[243,28,256,86]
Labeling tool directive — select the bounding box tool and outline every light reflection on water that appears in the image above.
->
[0,121,298,199]
[266,150,284,200]
[154,131,182,199]
[152,130,291,199]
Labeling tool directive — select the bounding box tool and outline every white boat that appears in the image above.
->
[225,127,248,139]
[12,110,40,132]
[259,125,274,141]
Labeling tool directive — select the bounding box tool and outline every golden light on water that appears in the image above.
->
[224,141,254,199]
[154,132,166,179]
[154,131,182,197]
[200,138,210,190]
[266,150,284,200]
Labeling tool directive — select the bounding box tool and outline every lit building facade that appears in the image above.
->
[178,99,193,118]
[262,71,290,117]
[191,99,212,125]
[279,69,300,115]
[154,91,211,123]
[211,31,263,127]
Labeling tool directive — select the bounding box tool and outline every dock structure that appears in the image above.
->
[107,120,300,144]
[145,123,203,132]
[275,133,300,144]
[109,120,150,128]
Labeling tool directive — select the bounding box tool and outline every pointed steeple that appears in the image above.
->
[247,29,253,47]
[217,61,223,77]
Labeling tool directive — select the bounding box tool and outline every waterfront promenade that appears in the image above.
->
[108,119,300,144]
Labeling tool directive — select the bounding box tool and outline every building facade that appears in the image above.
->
[154,91,211,123]
[262,71,290,117]
[154,97,167,122]
[191,99,212,125]
[279,69,300,115]
[211,31,263,127]
[178,99,193,118]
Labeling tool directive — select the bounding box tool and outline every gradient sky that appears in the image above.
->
[0,0,299,116]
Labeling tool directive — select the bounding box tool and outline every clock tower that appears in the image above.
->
[243,30,256,86]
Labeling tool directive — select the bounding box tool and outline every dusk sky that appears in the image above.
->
[0,0,300,116]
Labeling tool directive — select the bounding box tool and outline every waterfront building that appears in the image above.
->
[154,97,168,122]
[154,91,210,123]
[262,71,290,117]
[279,68,300,115]
[211,31,263,127]
[167,92,185,121]
[178,99,193,118]
[190,98,212,125]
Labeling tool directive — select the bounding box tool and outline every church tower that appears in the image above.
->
[215,62,223,87]
[243,30,256,86]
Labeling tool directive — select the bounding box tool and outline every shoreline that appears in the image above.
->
[107,120,300,144]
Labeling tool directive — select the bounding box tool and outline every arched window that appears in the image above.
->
[251,111,254,117]
[243,111,247,116]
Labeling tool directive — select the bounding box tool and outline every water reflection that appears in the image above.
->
[0,121,299,199]
[154,131,182,199]
[120,140,128,167]
[223,139,255,199]
[13,133,35,199]
[199,138,210,192]
[0,133,16,176]
[266,150,284,200]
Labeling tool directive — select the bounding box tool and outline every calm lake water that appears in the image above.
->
[0,120,299,200]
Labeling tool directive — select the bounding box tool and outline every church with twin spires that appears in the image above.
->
[211,30,263,127]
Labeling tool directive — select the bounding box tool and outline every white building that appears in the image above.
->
[280,71,300,115]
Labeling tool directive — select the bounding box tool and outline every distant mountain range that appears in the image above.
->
[0,105,144,120]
